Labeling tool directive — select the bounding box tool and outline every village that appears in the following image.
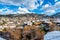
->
[0,16,60,31]
[0,17,60,40]
[0,16,60,40]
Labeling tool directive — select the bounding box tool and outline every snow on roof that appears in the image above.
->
[44,31,60,40]
[0,37,6,40]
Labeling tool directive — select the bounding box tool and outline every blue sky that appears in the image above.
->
[0,0,60,15]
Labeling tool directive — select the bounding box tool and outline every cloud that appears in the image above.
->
[0,7,32,15]
[42,4,54,11]
[46,10,55,13]
[55,1,60,10]
[21,0,39,10]
[45,10,55,15]
[0,8,16,15]
[55,0,58,2]
[0,10,3,13]
[5,9,16,14]
[40,0,44,5]
[0,0,59,15]
[0,0,39,10]
[17,7,31,14]
[42,1,60,11]
[0,0,20,6]
[41,1,60,15]
[0,8,6,14]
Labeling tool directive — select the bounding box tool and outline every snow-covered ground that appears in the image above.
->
[0,37,6,40]
[44,31,60,40]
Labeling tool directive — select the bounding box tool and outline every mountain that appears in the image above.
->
[0,13,49,18]
[51,12,60,18]
[0,12,60,18]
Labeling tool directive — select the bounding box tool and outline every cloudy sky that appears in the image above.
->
[0,0,60,15]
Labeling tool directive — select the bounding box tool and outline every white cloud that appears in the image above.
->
[55,1,60,10]
[0,0,20,6]
[42,1,60,11]
[17,7,30,14]
[46,10,55,13]
[0,10,3,13]
[43,4,50,10]
[0,7,33,15]
[0,0,39,10]
[55,0,58,2]
[0,8,6,14]
[22,0,39,10]
[45,10,55,15]
[40,0,44,5]
[41,1,60,15]
[5,10,15,14]
[42,4,54,11]
[0,8,16,15]
[44,4,50,8]
[0,0,44,10]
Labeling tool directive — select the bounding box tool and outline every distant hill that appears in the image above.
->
[0,12,60,18]
[51,12,60,18]
[0,13,49,18]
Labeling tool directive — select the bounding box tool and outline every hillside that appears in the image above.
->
[51,12,60,18]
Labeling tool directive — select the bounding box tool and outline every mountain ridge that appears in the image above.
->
[0,12,60,18]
